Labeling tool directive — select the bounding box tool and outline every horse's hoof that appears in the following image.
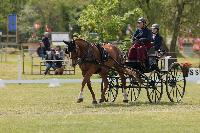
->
[123,99,129,103]
[92,101,98,104]
[99,99,105,103]
[77,98,83,103]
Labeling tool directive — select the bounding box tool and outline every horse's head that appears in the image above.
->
[63,40,79,67]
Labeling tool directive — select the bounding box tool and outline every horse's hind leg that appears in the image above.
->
[99,72,109,103]
[118,72,128,103]
[87,80,97,104]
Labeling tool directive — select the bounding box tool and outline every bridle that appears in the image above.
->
[69,44,80,66]
[69,40,93,65]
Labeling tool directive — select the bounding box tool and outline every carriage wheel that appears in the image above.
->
[105,86,118,102]
[102,78,118,102]
[146,70,163,103]
[127,77,141,101]
[166,63,186,102]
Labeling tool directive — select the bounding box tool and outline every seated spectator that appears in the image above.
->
[54,45,64,68]
[37,42,45,59]
[54,46,65,75]
[44,48,56,75]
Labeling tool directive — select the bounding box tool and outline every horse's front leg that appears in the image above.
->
[87,80,97,104]
[77,69,96,104]
[77,76,87,103]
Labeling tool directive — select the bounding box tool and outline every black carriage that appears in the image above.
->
[102,50,186,103]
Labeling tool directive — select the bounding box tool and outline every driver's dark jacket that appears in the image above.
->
[132,27,152,44]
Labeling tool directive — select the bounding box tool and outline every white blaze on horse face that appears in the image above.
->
[78,91,84,99]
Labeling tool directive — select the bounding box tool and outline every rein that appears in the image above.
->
[75,40,97,64]
[73,39,125,68]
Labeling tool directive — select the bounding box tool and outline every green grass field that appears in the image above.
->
[0,82,199,133]
[0,53,200,133]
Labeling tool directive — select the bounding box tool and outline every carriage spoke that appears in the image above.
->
[130,88,133,101]
[169,87,174,94]
[177,84,184,89]
[176,78,184,82]
[108,91,111,101]
[151,90,154,101]
[149,89,154,96]
[111,90,114,98]
[135,87,139,92]
[154,91,157,102]
[176,86,178,98]
[133,89,136,100]
[176,86,183,97]
[156,89,161,94]
[172,87,175,97]
[156,91,160,99]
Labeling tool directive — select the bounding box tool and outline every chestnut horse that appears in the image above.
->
[64,39,137,104]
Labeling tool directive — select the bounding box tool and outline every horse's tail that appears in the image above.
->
[123,67,143,84]
[109,44,126,66]
[111,45,142,83]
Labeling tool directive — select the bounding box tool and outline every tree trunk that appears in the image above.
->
[170,0,185,57]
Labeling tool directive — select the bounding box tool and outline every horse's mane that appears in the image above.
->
[74,38,92,47]
[75,38,89,43]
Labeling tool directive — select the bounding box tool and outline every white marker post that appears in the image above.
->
[0,79,5,88]
[48,78,60,87]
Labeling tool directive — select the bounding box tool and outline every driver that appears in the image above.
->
[128,17,152,63]
[132,17,152,45]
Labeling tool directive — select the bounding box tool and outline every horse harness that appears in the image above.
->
[71,40,127,74]
[96,43,109,63]
[77,42,109,65]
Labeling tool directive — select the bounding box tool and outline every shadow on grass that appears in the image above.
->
[85,101,189,108]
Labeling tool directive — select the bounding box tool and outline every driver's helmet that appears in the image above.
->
[137,17,146,24]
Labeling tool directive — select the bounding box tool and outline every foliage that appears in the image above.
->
[117,37,132,52]
[0,0,30,30]
[0,0,92,42]
[0,0,200,53]
[18,4,41,42]
[78,0,143,42]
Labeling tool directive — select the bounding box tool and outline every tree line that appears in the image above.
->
[0,0,199,53]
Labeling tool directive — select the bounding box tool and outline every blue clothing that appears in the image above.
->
[152,33,163,50]
[44,63,56,75]
[37,47,45,59]
[132,27,152,43]
[44,51,56,75]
